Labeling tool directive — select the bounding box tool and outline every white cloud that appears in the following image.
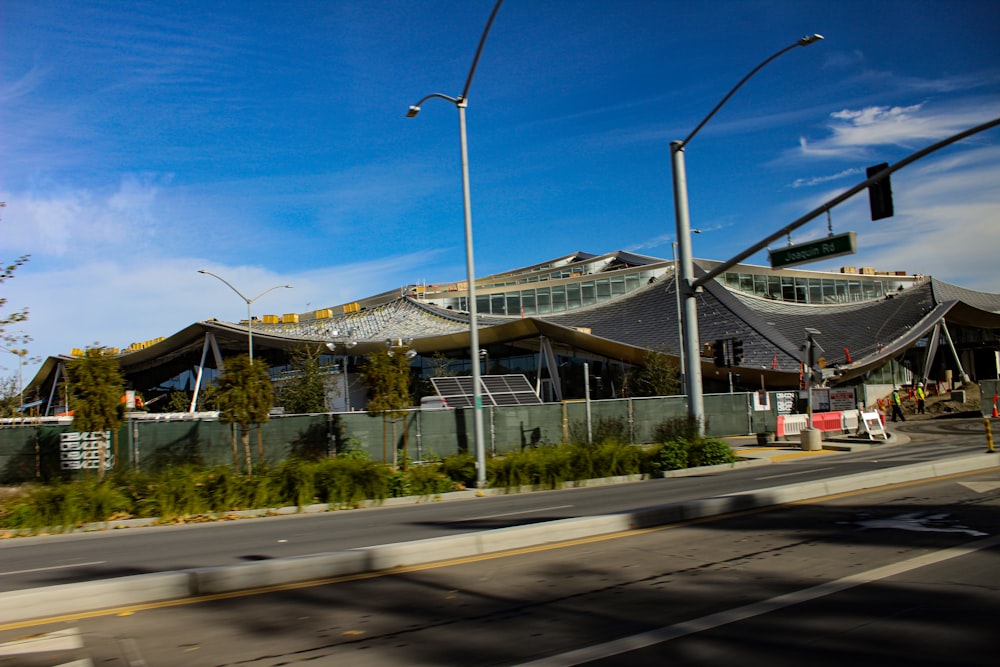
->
[790,167,864,188]
[797,100,999,159]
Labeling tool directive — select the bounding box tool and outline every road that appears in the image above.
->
[2,461,997,665]
[0,417,993,594]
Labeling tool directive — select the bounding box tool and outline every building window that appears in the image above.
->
[551,285,567,312]
[506,293,521,316]
[521,290,536,315]
[536,287,551,314]
[566,282,581,309]
[491,293,506,315]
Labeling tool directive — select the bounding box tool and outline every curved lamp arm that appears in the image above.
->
[198,269,249,304]
[681,34,823,147]
[405,0,504,117]
[249,284,293,303]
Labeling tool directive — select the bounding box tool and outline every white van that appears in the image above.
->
[420,395,448,410]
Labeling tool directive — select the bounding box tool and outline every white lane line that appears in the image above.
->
[0,560,106,577]
[514,534,1000,666]
[461,505,574,522]
[757,466,837,480]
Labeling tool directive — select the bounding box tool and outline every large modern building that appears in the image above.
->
[24,250,1000,415]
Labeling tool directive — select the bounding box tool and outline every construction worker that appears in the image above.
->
[915,382,926,414]
[890,387,905,422]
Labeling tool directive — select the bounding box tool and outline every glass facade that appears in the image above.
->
[461,269,658,316]
[723,270,890,304]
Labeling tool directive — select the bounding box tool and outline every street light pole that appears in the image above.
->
[670,34,823,435]
[198,270,292,364]
[672,231,699,390]
[405,0,503,489]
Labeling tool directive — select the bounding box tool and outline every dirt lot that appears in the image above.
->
[902,382,983,419]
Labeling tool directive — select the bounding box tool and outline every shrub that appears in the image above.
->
[438,452,477,487]
[648,439,690,472]
[405,464,457,495]
[267,458,317,508]
[688,436,738,467]
[568,417,630,446]
[647,435,737,472]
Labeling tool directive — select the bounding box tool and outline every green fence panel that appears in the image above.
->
[0,424,69,483]
[132,419,236,470]
[414,408,471,460]
[631,396,688,444]
[335,412,399,463]
[561,399,633,444]
[703,393,753,436]
[488,404,564,455]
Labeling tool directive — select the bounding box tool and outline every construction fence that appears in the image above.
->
[0,391,791,483]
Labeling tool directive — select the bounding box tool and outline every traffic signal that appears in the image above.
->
[866,163,894,221]
[713,339,726,367]
[731,339,744,366]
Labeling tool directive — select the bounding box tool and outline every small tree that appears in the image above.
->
[361,347,414,469]
[0,255,30,337]
[215,355,274,474]
[65,346,125,479]
[0,375,20,417]
[636,346,681,397]
[277,345,331,414]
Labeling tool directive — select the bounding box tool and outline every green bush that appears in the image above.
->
[405,464,456,496]
[688,436,738,467]
[648,439,690,472]
[0,479,131,532]
[438,452,477,487]
[647,435,737,472]
[268,458,317,507]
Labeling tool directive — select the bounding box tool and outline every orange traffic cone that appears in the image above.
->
[992,394,999,418]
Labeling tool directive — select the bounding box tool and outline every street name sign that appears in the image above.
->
[769,231,857,269]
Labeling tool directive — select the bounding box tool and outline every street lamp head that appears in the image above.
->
[197,269,207,274]
[406,105,421,118]
[798,34,824,46]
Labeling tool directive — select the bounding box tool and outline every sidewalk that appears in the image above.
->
[726,429,908,463]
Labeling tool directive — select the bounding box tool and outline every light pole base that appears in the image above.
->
[800,428,823,451]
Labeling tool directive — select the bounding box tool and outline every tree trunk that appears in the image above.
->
[402,415,409,471]
[257,425,264,470]
[231,423,239,472]
[391,417,397,470]
[242,426,252,475]
[97,431,106,481]
[382,415,387,464]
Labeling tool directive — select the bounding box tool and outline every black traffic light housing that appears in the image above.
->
[731,339,744,366]
[866,163,894,221]
[713,339,726,367]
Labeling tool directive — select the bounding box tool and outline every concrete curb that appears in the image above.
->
[2,452,997,625]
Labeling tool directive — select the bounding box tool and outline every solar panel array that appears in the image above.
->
[430,374,542,408]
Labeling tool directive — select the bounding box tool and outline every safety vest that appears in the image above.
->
[916,387,925,400]
[892,391,902,406]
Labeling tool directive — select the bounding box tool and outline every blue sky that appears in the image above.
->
[2,0,999,381]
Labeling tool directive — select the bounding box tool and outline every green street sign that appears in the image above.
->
[769,231,857,269]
